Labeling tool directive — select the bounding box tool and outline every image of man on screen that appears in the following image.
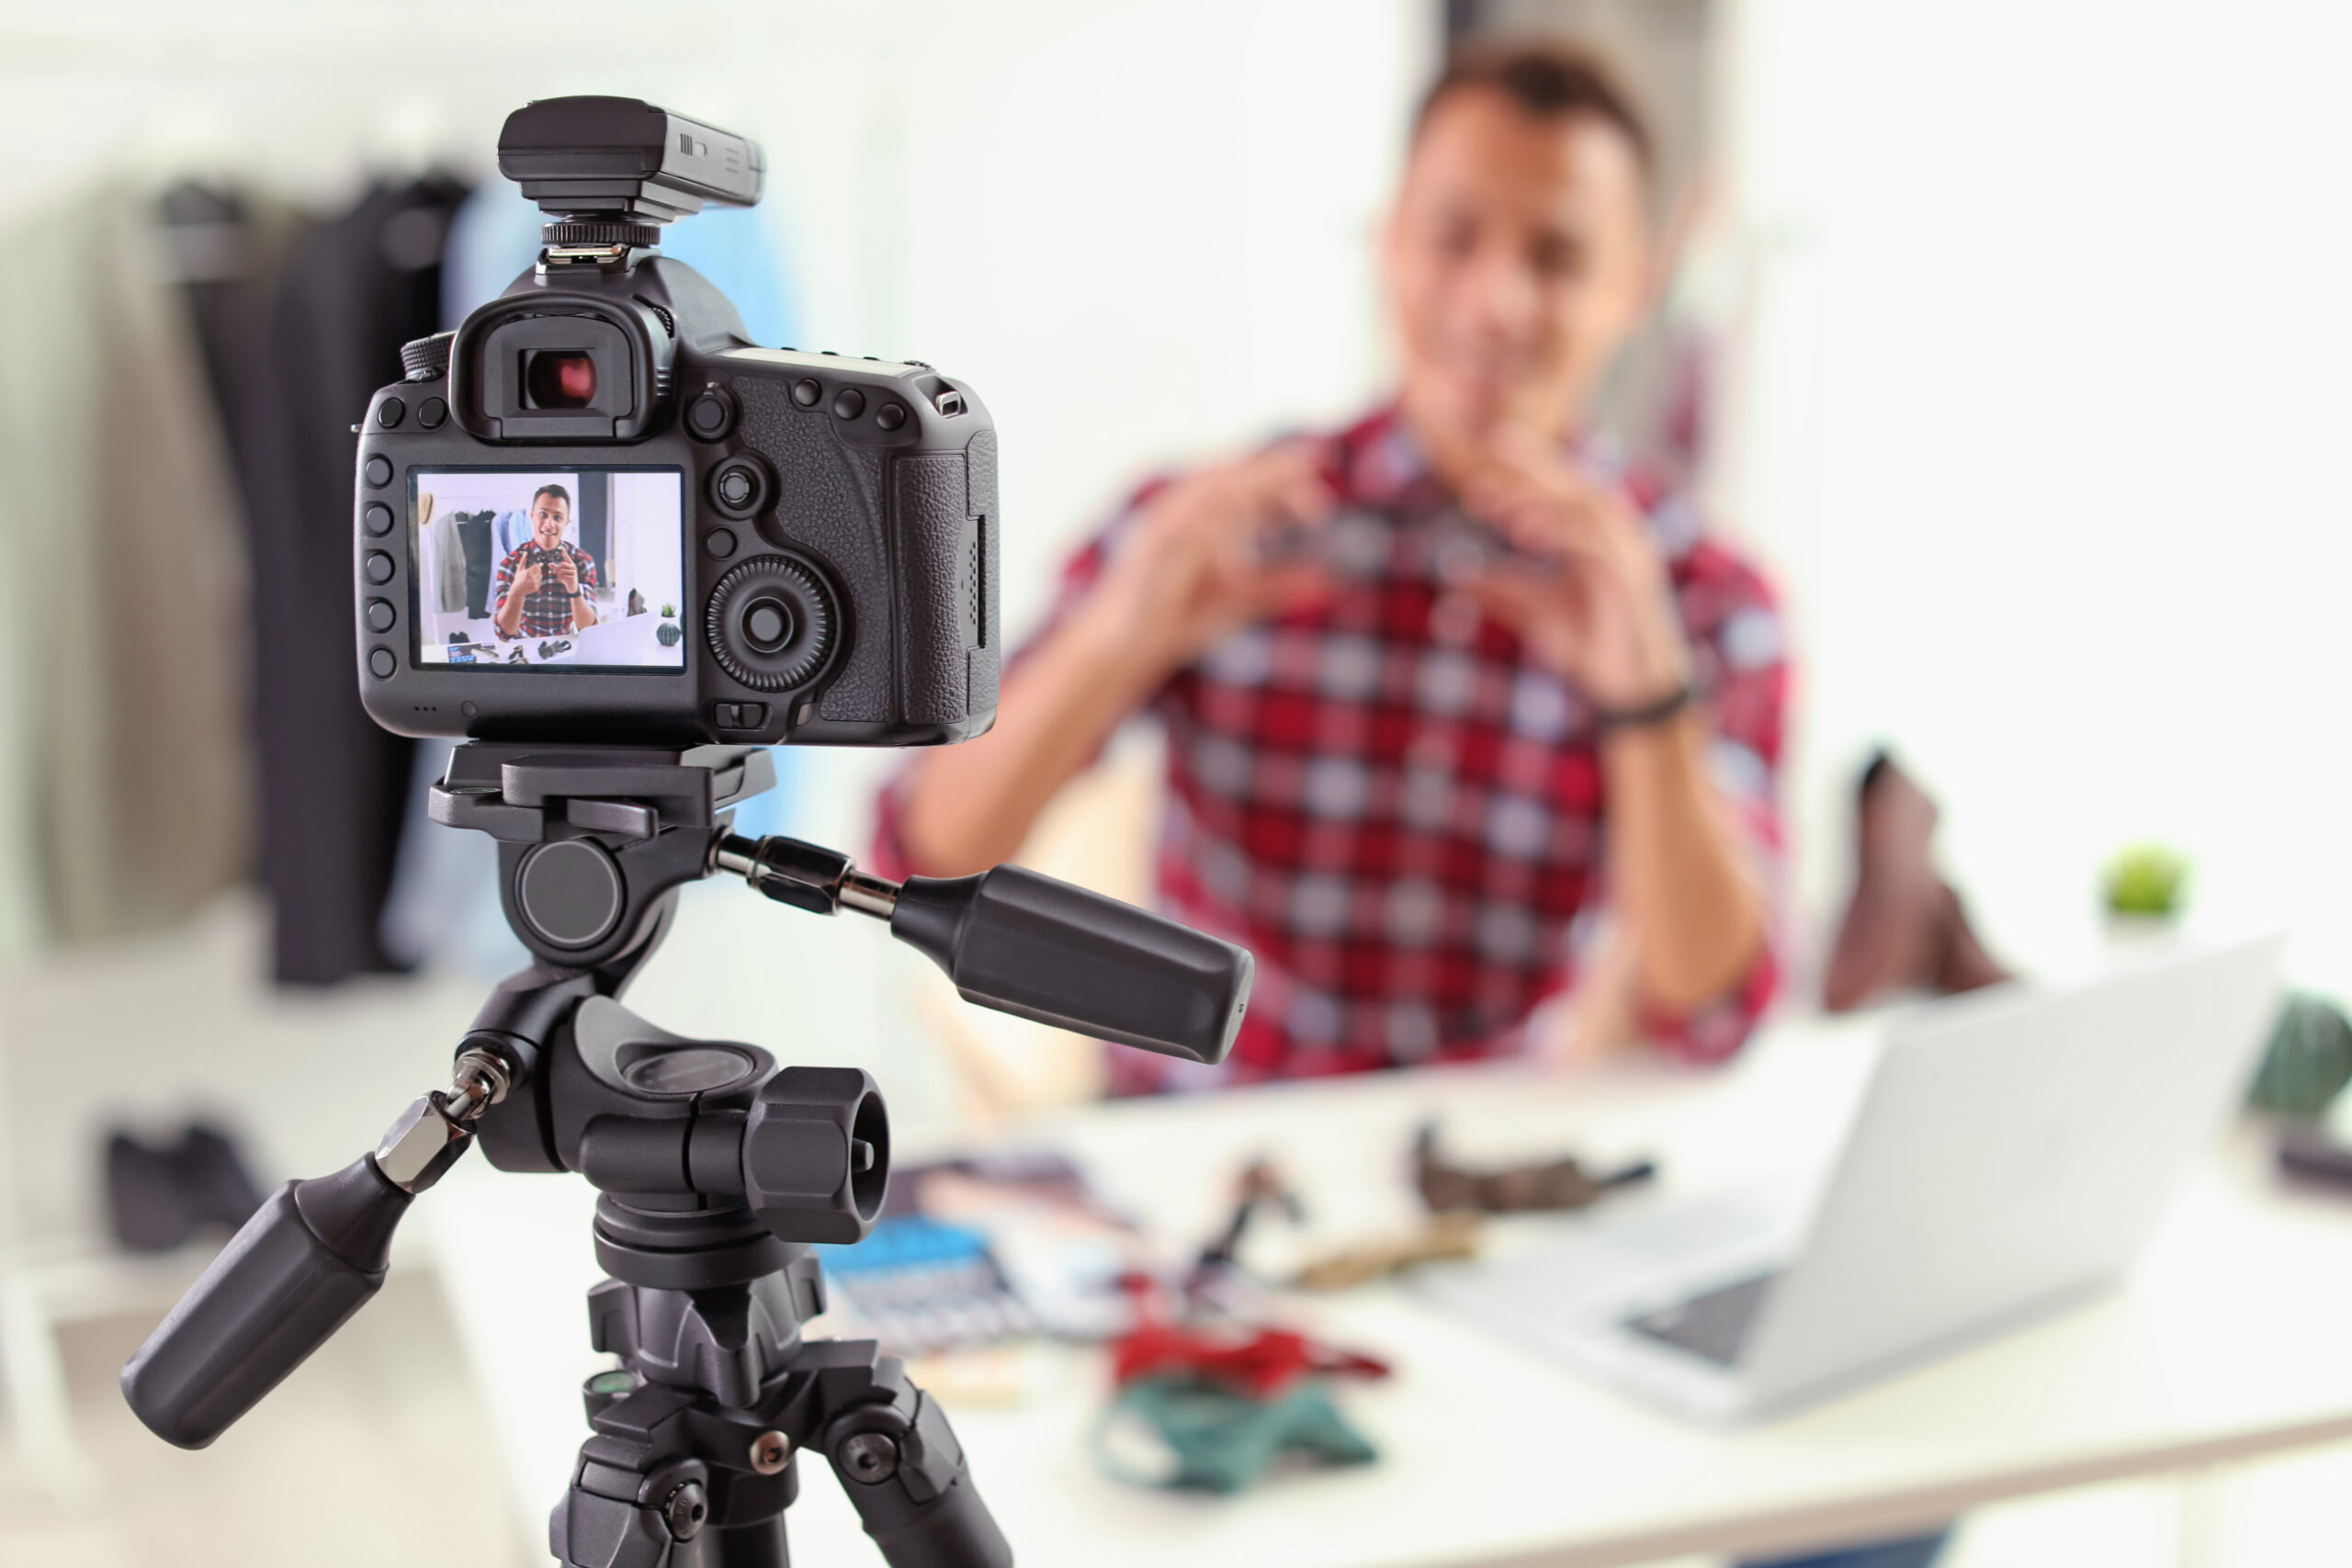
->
[492,483,600,640]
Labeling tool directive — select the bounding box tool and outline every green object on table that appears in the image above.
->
[2247,992,2352,1116]
[1098,1377,1379,1493]
[2103,843,2190,917]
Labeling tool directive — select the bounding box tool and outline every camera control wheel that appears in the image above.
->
[707,556,834,692]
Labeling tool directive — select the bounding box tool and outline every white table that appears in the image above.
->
[427,1020,2352,1567]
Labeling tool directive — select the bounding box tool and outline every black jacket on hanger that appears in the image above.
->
[237,176,469,984]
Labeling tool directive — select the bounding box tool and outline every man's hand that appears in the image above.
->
[550,553,580,597]
[1074,445,1337,682]
[512,558,546,599]
[1441,425,1690,710]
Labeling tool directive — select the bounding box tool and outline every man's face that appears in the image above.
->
[1384,90,1654,446]
[530,494,570,551]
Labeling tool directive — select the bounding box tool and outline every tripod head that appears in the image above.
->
[433,742,1254,1063]
[123,742,1252,1465]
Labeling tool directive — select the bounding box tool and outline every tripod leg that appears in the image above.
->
[704,1517,789,1568]
[550,1381,718,1568]
[799,1343,1012,1568]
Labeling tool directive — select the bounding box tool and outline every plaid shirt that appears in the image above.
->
[876,404,1787,1090]
[492,541,600,640]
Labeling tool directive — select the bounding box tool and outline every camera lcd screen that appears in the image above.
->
[409,468,686,671]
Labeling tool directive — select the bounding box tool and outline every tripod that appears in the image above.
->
[120,743,1252,1567]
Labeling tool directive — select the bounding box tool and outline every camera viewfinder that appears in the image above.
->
[525,350,598,410]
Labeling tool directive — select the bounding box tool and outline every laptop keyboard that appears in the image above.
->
[1623,1269,1781,1368]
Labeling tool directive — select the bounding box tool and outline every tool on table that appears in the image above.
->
[1291,1210,1484,1292]
[1414,1122,1656,1213]
[1185,1156,1305,1299]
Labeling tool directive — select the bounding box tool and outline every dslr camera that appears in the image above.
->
[355,96,996,748]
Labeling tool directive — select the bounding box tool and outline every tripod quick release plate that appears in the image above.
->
[429,744,775,844]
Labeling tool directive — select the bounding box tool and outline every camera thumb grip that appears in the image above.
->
[120,1156,412,1450]
[890,865,1254,1065]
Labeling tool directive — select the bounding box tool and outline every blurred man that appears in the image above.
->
[492,482,600,640]
[881,44,1785,1093]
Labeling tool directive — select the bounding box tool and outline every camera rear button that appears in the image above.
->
[707,528,737,559]
[793,378,822,408]
[686,387,737,440]
[831,388,865,421]
[377,398,405,428]
[364,551,396,585]
[363,502,394,536]
[876,402,907,433]
[364,455,394,488]
[418,397,447,430]
[365,598,397,633]
[367,648,397,679]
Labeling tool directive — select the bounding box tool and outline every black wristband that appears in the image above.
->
[1593,682,1695,733]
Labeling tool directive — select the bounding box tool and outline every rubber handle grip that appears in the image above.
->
[121,1156,411,1449]
[890,864,1253,1064]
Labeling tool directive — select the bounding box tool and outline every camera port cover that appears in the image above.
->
[707,556,834,692]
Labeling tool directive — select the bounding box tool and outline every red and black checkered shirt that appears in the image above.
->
[492,541,600,640]
[876,404,1787,1090]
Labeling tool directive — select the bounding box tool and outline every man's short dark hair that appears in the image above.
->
[1415,39,1655,182]
[531,482,572,517]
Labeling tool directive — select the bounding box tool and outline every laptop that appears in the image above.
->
[1421,936,2285,1423]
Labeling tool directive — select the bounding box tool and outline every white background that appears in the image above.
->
[6,0,2352,1056]
[1722,1,2352,998]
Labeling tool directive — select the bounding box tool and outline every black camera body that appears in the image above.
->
[355,96,999,748]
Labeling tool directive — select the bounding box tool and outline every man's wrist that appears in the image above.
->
[1593,682,1696,733]
[1066,592,1180,695]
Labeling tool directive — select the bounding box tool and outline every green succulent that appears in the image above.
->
[2104,843,2190,918]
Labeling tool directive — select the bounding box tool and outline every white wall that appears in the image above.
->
[1724,0,2352,997]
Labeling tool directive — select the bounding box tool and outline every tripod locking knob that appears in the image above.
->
[741,1066,889,1245]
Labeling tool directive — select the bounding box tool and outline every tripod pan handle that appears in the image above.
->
[121,1156,411,1449]
[890,864,1254,1064]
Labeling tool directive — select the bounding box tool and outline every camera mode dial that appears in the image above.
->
[707,556,834,693]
